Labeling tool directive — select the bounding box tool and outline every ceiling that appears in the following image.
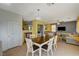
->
[0,3,79,23]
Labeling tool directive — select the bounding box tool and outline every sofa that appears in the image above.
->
[66,37,79,45]
[63,34,79,45]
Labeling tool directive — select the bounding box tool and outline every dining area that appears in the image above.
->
[25,33,58,56]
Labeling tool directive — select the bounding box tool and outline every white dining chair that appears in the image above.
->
[53,35,58,51]
[41,37,54,56]
[25,38,39,56]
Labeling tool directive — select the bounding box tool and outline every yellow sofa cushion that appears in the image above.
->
[71,35,79,42]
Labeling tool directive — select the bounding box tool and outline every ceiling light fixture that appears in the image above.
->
[35,8,41,20]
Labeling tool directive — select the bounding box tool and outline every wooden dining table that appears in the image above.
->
[32,35,53,56]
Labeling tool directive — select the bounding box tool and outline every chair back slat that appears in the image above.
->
[54,35,58,45]
[48,37,54,50]
[25,38,33,52]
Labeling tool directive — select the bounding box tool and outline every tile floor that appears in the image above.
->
[3,40,79,56]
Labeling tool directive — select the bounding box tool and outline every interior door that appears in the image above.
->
[7,20,22,49]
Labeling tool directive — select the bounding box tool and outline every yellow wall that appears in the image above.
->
[32,20,52,38]
[45,24,52,32]
[73,16,79,42]
[22,20,29,30]
[32,20,37,38]
[76,17,79,33]
[32,20,46,38]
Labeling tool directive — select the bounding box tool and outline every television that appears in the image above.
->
[57,26,66,31]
